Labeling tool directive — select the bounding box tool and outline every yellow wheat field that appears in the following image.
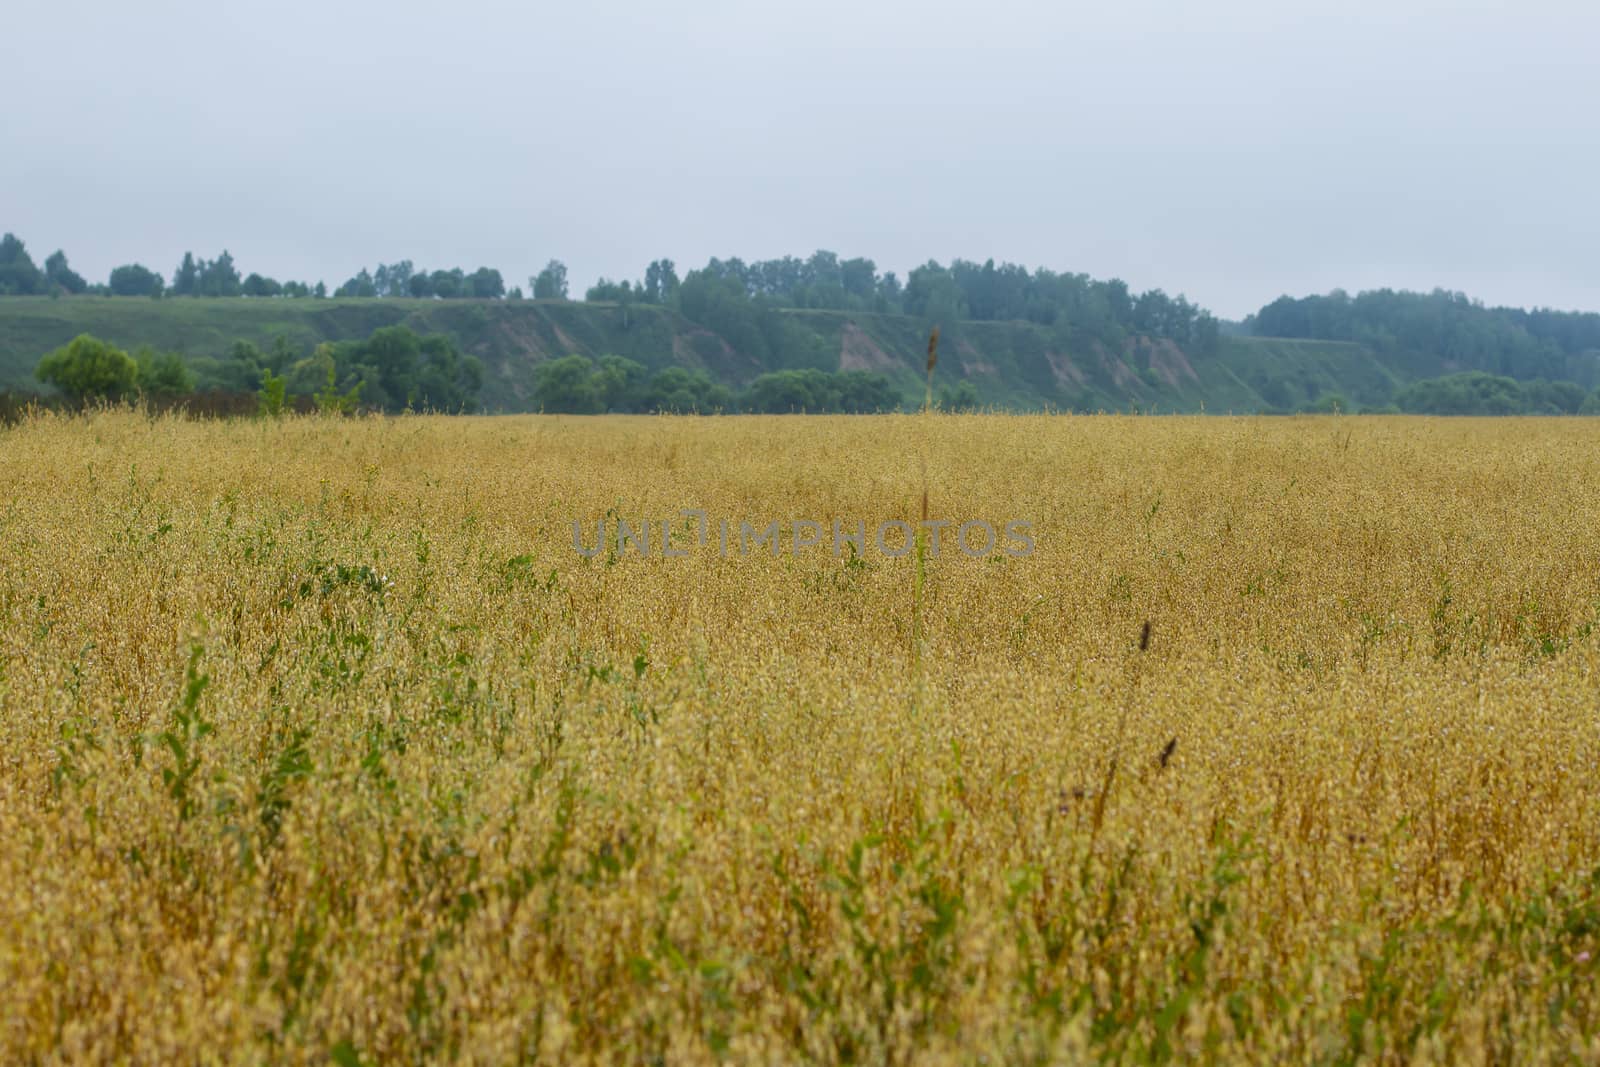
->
[1,410,1598,1065]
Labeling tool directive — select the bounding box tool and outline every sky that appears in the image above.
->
[4,0,1598,320]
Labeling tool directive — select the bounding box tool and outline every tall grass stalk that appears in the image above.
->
[5,412,1600,1062]
[1091,620,1151,842]
[911,327,939,696]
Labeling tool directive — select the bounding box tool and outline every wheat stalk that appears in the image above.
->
[1091,620,1152,841]
[911,327,939,691]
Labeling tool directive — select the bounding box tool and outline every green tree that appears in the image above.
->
[258,368,288,417]
[742,368,838,413]
[467,267,505,299]
[314,357,362,414]
[835,370,899,412]
[904,261,968,327]
[640,367,730,413]
[532,355,603,413]
[335,269,377,298]
[643,260,679,305]
[840,257,877,307]
[35,334,139,401]
[429,269,464,299]
[357,326,420,406]
[308,326,480,412]
[412,333,482,409]
[1522,379,1588,414]
[109,264,165,297]
[675,270,771,366]
[242,273,283,297]
[0,234,46,295]
[533,260,569,300]
[373,261,414,298]
[172,253,200,296]
[585,278,635,303]
[593,355,648,411]
[936,380,980,412]
[197,252,242,297]
[133,347,194,395]
[285,344,336,396]
[44,251,87,294]
[875,271,904,314]
[1395,372,1525,414]
[1252,289,1573,381]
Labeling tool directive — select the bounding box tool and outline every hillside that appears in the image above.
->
[0,297,748,411]
[0,295,1570,413]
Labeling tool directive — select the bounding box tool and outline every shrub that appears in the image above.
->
[133,346,195,396]
[35,334,139,401]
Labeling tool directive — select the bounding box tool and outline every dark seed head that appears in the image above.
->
[1158,737,1177,769]
[1139,620,1152,652]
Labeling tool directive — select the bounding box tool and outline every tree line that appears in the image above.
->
[0,232,518,303]
[1289,372,1600,415]
[29,334,933,416]
[0,232,1219,355]
[33,326,482,413]
[1250,288,1600,382]
[586,253,1220,363]
[24,225,1600,393]
[30,327,1600,417]
[528,354,955,414]
[14,227,1600,391]
[1392,372,1600,415]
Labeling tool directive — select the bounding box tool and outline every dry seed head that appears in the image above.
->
[0,411,1595,1063]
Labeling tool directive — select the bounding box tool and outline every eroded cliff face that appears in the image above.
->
[0,295,1406,412]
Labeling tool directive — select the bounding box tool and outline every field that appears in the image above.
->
[2,411,1599,1063]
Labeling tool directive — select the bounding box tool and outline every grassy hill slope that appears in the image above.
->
[1215,337,1405,412]
[0,297,756,410]
[0,296,1493,413]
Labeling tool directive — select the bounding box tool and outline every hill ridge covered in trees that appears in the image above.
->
[4,230,1600,413]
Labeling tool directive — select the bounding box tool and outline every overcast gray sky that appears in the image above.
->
[4,0,1597,319]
